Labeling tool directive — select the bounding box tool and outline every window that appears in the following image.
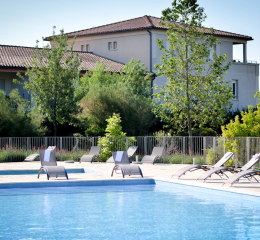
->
[86,44,90,52]
[209,45,216,60]
[81,45,84,51]
[232,80,238,99]
[0,79,5,91]
[113,41,117,50]
[108,42,112,50]
[166,41,170,51]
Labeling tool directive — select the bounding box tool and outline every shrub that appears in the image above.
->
[98,113,136,161]
[0,89,46,137]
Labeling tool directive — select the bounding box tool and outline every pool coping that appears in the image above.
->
[0,178,156,189]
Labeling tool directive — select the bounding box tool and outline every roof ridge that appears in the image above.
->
[143,15,154,27]
[59,15,151,37]
[0,44,43,50]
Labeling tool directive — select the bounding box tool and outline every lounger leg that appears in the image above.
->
[111,167,115,177]
[38,168,43,178]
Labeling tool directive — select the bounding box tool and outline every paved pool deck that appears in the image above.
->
[0,161,260,197]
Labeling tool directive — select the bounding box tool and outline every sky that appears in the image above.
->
[1,0,259,63]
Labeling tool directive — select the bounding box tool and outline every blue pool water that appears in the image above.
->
[0,181,260,239]
[0,168,104,175]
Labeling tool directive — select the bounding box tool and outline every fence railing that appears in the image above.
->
[0,136,260,168]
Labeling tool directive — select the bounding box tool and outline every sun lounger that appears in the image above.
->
[24,154,40,162]
[80,146,101,163]
[197,153,260,182]
[132,147,164,165]
[106,146,138,163]
[172,152,234,179]
[111,151,143,178]
[222,153,260,186]
[38,149,68,180]
[24,146,56,162]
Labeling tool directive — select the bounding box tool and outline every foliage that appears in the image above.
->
[222,104,260,152]
[14,27,82,136]
[119,59,153,97]
[76,59,153,102]
[0,90,46,137]
[154,0,233,137]
[75,62,120,101]
[205,137,225,165]
[97,114,136,161]
[79,65,156,136]
[179,128,217,136]
[153,130,171,137]
[0,144,88,162]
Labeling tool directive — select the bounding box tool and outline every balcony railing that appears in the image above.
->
[233,59,258,64]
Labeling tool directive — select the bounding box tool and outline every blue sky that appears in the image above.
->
[1,0,259,63]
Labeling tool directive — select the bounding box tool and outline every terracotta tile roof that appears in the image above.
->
[0,45,125,72]
[47,15,252,41]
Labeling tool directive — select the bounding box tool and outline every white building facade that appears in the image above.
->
[49,15,259,110]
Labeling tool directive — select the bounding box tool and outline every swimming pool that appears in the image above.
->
[0,168,103,175]
[0,181,259,239]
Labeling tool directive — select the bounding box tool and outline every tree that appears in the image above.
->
[80,81,155,136]
[120,59,153,97]
[15,27,82,136]
[154,0,233,137]
[97,113,135,161]
[75,59,153,101]
[77,61,156,136]
[0,89,46,137]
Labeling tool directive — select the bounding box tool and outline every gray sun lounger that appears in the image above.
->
[111,151,143,178]
[172,152,234,179]
[38,149,68,180]
[106,146,138,163]
[24,146,56,162]
[222,153,260,186]
[133,147,164,165]
[197,153,260,183]
[80,146,101,163]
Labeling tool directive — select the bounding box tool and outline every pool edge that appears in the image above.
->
[0,178,156,189]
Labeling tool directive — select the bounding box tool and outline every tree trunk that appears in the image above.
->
[54,123,57,137]
[186,41,193,156]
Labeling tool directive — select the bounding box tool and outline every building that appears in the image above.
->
[0,45,125,101]
[46,15,259,110]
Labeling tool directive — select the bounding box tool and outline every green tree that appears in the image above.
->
[0,89,46,137]
[77,61,156,136]
[81,82,155,136]
[154,0,233,137]
[97,113,136,161]
[75,59,153,101]
[120,59,153,97]
[221,104,260,152]
[15,27,82,136]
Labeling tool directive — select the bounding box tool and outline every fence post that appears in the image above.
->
[9,138,12,162]
[235,137,238,168]
[203,137,206,164]
[223,137,226,155]
[60,137,62,161]
[92,137,94,146]
[27,137,29,156]
[213,137,216,165]
[183,137,185,164]
[246,137,250,163]
[45,137,47,149]
[163,137,166,163]
[144,137,147,156]
[126,137,128,150]
[76,137,78,162]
